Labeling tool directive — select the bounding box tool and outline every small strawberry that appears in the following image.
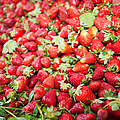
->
[24,42,37,51]
[16,65,25,76]
[70,103,84,114]
[89,81,101,92]
[69,72,86,87]
[47,7,58,19]
[12,54,23,66]
[41,57,51,68]
[97,109,108,120]
[35,28,48,37]
[8,66,18,75]
[42,75,54,89]
[75,85,96,104]
[0,58,7,69]
[105,72,120,86]
[5,88,15,99]
[29,75,38,88]
[73,61,89,74]
[75,113,96,120]
[111,5,120,17]
[23,55,34,66]
[0,74,9,85]
[92,0,101,3]
[88,26,98,37]
[59,113,73,120]
[69,0,80,6]
[48,46,59,58]
[42,89,56,107]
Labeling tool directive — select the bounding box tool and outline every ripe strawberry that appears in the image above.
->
[59,113,73,120]
[92,65,105,80]
[102,0,112,4]
[88,26,98,37]
[47,7,58,19]
[24,101,38,114]
[59,97,73,110]
[35,28,48,37]
[32,56,42,70]
[70,103,84,114]
[0,58,7,69]
[12,54,23,66]
[69,0,79,6]
[80,52,97,64]
[94,17,112,31]
[23,55,34,66]
[0,74,9,85]
[34,85,46,100]
[89,81,101,92]
[73,61,89,74]
[29,75,38,88]
[105,72,120,86]
[75,85,96,104]
[52,57,62,70]
[37,70,49,83]
[69,72,86,87]
[79,30,92,46]
[75,113,96,120]
[98,82,116,97]
[24,42,37,51]
[5,88,15,99]
[111,5,120,17]
[37,13,52,28]
[48,46,59,58]
[16,65,25,76]
[8,66,18,75]
[97,109,108,120]
[90,39,103,53]
[92,0,101,3]
[42,89,56,107]
[42,76,54,89]
[112,16,120,29]
[41,57,51,68]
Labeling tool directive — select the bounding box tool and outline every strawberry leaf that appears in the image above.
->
[79,13,95,27]
[28,90,34,102]
[2,40,18,53]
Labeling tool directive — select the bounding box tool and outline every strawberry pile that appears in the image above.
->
[0,0,120,120]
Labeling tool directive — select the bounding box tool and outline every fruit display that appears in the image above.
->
[0,0,120,120]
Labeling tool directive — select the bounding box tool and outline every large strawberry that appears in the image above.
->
[59,113,73,120]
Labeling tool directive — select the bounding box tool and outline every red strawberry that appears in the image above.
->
[37,70,49,83]
[70,103,84,114]
[47,7,58,19]
[16,65,25,76]
[89,81,101,92]
[80,52,97,64]
[94,17,112,31]
[97,109,108,120]
[41,57,51,68]
[35,28,48,37]
[92,0,101,3]
[42,89,56,107]
[37,13,52,28]
[12,54,23,66]
[24,101,38,114]
[48,46,59,58]
[75,113,96,120]
[34,85,46,100]
[32,56,42,70]
[8,66,18,75]
[73,61,89,74]
[23,55,34,66]
[69,72,86,87]
[98,82,116,97]
[42,76,54,89]
[75,85,96,104]
[92,65,105,80]
[24,42,37,51]
[0,58,7,69]
[111,4,120,17]
[0,74,9,85]
[59,97,73,110]
[69,0,80,6]
[59,113,73,120]
[5,88,15,99]
[105,72,120,86]
[112,16,120,29]
[79,30,92,46]
[18,37,28,46]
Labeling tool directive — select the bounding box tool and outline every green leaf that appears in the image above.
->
[111,103,119,111]
[33,106,38,116]
[28,90,34,102]
[7,117,16,120]
[79,13,95,27]
[118,92,120,100]
[2,40,18,53]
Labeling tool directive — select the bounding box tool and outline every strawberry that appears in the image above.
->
[12,54,23,66]
[16,65,25,76]
[23,55,34,66]
[0,74,9,85]
[75,113,96,120]
[98,82,116,97]
[88,26,98,37]
[24,101,38,114]
[105,72,120,86]
[111,5,120,17]
[92,0,101,3]
[42,89,56,107]
[79,30,92,46]
[24,42,37,51]
[48,46,59,58]
[42,75,54,89]
[5,88,15,99]
[59,113,73,120]
[92,65,105,80]
[70,103,84,114]
[89,81,101,92]
[32,56,42,70]
[97,109,108,120]
[52,57,62,70]
[41,57,51,68]
[29,75,38,88]
[69,0,79,6]
[80,52,97,64]
[34,85,46,100]
[47,7,58,19]
[69,72,86,87]
[37,70,49,83]
[73,61,89,74]
[59,97,73,110]
[37,13,52,28]
[94,17,112,31]
[112,16,120,29]
[0,58,7,69]
[75,85,96,104]
[102,0,112,4]
[8,66,18,75]
[107,58,120,72]
[35,28,48,37]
